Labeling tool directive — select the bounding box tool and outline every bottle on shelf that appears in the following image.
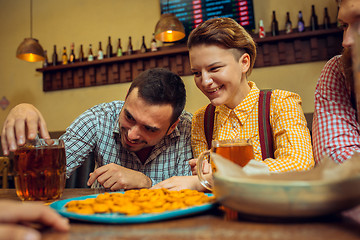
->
[79,44,84,62]
[140,36,147,53]
[285,12,292,34]
[69,42,76,63]
[106,36,112,58]
[271,11,279,36]
[150,33,158,52]
[62,46,68,65]
[97,41,104,60]
[88,44,94,62]
[43,50,48,67]
[323,7,331,29]
[52,45,58,66]
[127,36,133,55]
[117,38,123,57]
[310,5,319,31]
[259,19,265,38]
[298,11,305,32]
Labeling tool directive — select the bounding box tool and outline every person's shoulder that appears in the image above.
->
[193,105,208,117]
[270,89,302,103]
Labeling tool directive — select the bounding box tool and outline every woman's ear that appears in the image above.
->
[239,53,250,74]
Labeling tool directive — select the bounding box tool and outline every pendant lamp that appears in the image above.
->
[154,8,185,43]
[16,0,45,62]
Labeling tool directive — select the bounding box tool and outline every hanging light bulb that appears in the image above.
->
[154,0,185,43]
[16,0,45,62]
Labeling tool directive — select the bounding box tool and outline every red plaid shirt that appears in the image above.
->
[313,55,360,163]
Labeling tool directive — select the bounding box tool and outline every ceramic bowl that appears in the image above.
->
[213,173,360,218]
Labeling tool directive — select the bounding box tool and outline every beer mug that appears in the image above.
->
[14,139,66,201]
[197,138,254,191]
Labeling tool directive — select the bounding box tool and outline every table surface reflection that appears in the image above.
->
[1,188,360,240]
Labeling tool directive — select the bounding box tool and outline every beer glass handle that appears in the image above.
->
[196,150,213,191]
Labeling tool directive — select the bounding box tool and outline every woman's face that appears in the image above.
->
[189,44,250,109]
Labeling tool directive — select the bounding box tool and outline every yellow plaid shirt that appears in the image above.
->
[191,81,314,172]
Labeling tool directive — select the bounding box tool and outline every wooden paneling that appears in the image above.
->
[36,28,343,92]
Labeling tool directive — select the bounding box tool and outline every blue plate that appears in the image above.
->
[50,192,216,224]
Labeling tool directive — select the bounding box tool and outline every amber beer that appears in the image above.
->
[196,138,254,191]
[213,142,254,168]
[14,139,66,201]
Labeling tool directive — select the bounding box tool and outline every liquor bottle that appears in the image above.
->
[150,33,158,52]
[62,46,68,65]
[140,36,147,53]
[97,42,104,60]
[259,19,265,38]
[116,38,123,57]
[271,11,279,36]
[323,7,330,29]
[298,11,305,32]
[310,5,319,31]
[88,44,94,62]
[69,42,76,63]
[79,44,84,62]
[52,45,58,66]
[106,36,112,58]
[285,12,292,34]
[127,36,133,55]
[43,50,48,67]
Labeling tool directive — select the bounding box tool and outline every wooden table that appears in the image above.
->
[2,188,360,240]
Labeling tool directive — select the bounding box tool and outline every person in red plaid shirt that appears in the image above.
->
[313,0,360,163]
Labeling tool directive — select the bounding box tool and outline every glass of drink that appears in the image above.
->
[196,138,254,191]
[13,138,66,201]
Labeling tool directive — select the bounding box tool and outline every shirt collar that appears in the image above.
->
[216,81,260,126]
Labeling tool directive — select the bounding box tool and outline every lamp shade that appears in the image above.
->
[16,38,45,62]
[154,13,185,42]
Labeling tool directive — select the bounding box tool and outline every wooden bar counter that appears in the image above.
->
[1,188,360,240]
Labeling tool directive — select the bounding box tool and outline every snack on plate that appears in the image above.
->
[65,188,215,215]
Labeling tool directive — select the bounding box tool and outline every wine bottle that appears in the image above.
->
[106,36,112,58]
[127,36,133,55]
[140,36,147,53]
[323,7,330,29]
[285,12,292,34]
[259,19,265,38]
[43,50,48,67]
[69,42,76,63]
[117,38,123,57]
[79,44,84,62]
[88,44,94,62]
[150,33,158,52]
[310,5,319,31]
[271,11,279,36]
[52,45,58,66]
[298,11,305,32]
[97,42,104,60]
[62,46,68,65]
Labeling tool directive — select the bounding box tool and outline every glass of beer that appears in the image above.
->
[196,138,254,191]
[13,138,66,201]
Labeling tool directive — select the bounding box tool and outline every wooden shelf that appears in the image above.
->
[36,27,343,92]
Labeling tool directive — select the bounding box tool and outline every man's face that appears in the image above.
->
[338,0,360,48]
[118,88,176,152]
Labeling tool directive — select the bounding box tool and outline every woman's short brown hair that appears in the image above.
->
[187,17,256,75]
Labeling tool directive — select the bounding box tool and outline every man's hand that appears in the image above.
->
[1,103,50,155]
[0,200,69,240]
[189,158,211,175]
[151,175,206,192]
[87,163,152,190]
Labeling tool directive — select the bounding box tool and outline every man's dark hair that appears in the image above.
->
[126,68,186,125]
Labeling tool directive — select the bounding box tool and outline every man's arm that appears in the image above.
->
[313,56,360,163]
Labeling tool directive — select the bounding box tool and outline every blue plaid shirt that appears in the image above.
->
[61,101,193,186]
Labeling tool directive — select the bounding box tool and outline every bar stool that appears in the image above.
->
[0,157,10,189]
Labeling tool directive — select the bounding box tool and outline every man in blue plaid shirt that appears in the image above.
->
[2,68,193,190]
